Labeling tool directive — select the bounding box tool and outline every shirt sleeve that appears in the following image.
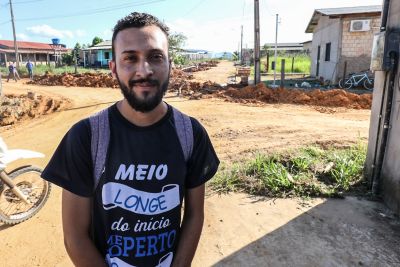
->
[41,119,94,197]
[185,118,220,189]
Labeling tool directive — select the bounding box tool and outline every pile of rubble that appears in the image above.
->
[0,93,69,126]
[181,60,219,72]
[169,69,222,97]
[217,83,372,109]
[28,72,119,88]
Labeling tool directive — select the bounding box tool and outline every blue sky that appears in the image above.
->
[0,0,382,52]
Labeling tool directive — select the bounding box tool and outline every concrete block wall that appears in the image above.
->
[341,17,380,58]
[337,16,381,80]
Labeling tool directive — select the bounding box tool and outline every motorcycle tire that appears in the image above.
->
[0,166,51,225]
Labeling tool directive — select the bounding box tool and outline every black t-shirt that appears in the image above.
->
[42,103,219,267]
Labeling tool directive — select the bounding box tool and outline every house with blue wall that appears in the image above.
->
[82,40,112,67]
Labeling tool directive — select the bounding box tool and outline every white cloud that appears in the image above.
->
[166,0,381,52]
[75,29,86,37]
[26,24,79,39]
[16,33,29,41]
[168,16,250,52]
[101,28,112,40]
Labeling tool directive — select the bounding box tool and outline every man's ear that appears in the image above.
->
[109,60,117,79]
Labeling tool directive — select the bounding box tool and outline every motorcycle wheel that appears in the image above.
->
[0,166,51,225]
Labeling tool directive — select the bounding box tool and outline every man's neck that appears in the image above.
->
[117,99,168,127]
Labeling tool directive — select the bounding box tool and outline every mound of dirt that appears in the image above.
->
[27,72,119,88]
[217,83,372,109]
[27,69,198,89]
[0,93,70,126]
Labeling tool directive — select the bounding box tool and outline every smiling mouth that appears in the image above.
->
[134,83,152,88]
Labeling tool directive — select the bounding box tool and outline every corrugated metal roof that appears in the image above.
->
[83,40,112,51]
[93,40,111,47]
[264,43,303,48]
[305,5,382,33]
[0,40,67,51]
[317,5,382,16]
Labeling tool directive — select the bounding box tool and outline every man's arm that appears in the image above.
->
[62,189,107,267]
[172,184,205,267]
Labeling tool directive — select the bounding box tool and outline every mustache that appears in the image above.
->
[128,78,159,87]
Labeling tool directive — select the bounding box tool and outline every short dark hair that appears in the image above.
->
[111,12,169,60]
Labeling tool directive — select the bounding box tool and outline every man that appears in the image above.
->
[26,59,34,80]
[6,62,17,82]
[42,12,219,267]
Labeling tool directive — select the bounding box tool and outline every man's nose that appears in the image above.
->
[135,60,153,78]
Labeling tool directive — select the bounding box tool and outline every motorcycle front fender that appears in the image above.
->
[0,149,45,166]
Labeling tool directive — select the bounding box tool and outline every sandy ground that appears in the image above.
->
[0,61,399,267]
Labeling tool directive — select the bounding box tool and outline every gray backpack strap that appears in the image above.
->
[89,108,110,191]
[172,107,193,162]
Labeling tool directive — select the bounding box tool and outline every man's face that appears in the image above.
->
[109,25,170,113]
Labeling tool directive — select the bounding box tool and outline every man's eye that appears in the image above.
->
[150,54,164,61]
[126,55,137,62]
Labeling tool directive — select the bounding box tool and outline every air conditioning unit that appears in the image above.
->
[350,20,371,32]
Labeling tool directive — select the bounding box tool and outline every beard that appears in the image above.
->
[116,71,169,113]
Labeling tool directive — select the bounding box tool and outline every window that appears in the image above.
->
[104,51,110,60]
[325,43,331,61]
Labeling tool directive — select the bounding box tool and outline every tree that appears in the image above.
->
[168,33,187,60]
[73,43,81,59]
[233,51,239,61]
[61,53,73,65]
[92,36,104,46]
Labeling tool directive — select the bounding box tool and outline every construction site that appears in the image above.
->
[0,60,399,266]
[1,61,374,126]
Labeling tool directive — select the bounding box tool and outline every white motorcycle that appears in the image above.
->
[0,138,51,225]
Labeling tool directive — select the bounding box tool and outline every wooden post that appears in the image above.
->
[342,61,347,81]
[46,53,49,65]
[4,53,7,65]
[266,52,269,73]
[280,59,285,89]
[291,57,294,73]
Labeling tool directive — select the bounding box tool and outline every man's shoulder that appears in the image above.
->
[67,117,91,141]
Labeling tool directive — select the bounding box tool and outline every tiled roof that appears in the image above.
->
[0,40,67,50]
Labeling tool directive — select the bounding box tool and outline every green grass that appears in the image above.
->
[265,54,311,73]
[0,65,110,77]
[209,143,368,198]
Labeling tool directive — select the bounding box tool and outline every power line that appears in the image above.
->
[0,20,11,25]
[13,0,45,4]
[185,0,207,16]
[16,0,166,22]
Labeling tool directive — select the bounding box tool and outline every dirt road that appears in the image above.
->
[0,61,399,266]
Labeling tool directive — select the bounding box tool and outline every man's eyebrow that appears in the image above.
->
[121,50,137,54]
[121,49,165,55]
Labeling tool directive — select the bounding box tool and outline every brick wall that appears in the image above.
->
[337,16,381,79]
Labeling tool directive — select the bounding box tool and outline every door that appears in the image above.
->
[316,45,321,77]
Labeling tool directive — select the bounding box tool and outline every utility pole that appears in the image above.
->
[9,0,19,68]
[273,14,279,87]
[254,0,261,84]
[240,25,243,64]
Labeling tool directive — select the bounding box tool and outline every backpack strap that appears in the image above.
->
[172,107,193,162]
[89,107,110,191]
[89,106,193,192]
